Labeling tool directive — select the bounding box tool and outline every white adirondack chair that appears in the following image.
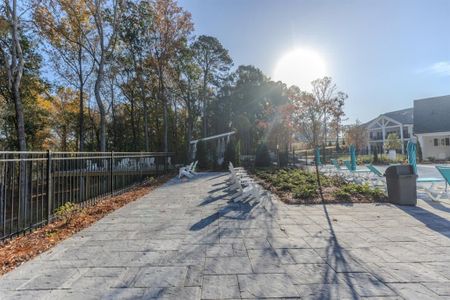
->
[178,161,198,179]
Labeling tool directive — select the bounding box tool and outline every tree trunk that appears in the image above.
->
[110,80,116,150]
[12,89,26,151]
[129,93,138,151]
[78,47,85,152]
[140,80,150,152]
[163,96,168,152]
[202,76,208,138]
[158,69,168,153]
[94,60,106,152]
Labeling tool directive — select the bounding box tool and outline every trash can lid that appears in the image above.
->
[385,165,415,177]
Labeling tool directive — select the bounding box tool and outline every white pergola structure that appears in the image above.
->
[366,115,413,155]
[190,131,236,164]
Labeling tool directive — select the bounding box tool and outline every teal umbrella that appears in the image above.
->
[349,144,357,171]
[407,140,417,174]
[314,147,321,166]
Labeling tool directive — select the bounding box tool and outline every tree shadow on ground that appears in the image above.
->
[421,198,450,214]
[190,198,256,231]
[398,202,450,239]
[316,202,361,300]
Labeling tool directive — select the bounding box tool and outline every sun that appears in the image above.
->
[273,48,327,90]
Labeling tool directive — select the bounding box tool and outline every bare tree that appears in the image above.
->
[34,0,95,151]
[85,0,123,151]
[0,0,26,151]
[149,0,193,152]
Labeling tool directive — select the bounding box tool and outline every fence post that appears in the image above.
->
[164,154,167,173]
[292,149,295,167]
[46,150,52,223]
[110,151,114,196]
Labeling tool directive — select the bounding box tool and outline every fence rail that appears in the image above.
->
[0,151,174,240]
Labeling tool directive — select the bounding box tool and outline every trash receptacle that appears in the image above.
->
[384,165,418,206]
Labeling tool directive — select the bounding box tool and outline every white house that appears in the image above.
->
[364,108,414,155]
[414,95,450,161]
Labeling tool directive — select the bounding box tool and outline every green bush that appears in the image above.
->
[373,148,379,164]
[255,143,271,167]
[417,140,423,162]
[55,202,79,224]
[254,168,384,202]
[195,140,209,169]
[333,183,384,201]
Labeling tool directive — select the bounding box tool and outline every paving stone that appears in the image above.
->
[238,273,299,298]
[202,275,240,299]
[295,283,360,299]
[184,265,204,287]
[422,282,450,296]
[17,268,82,290]
[141,287,201,299]
[243,238,272,250]
[285,263,341,284]
[388,283,440,300]
[287,248,325,264]
[337,273,397,297]
[204,256,253,274]
[3,172,450,299]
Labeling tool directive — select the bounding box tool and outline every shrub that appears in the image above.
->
[255,143,271,167]
[373,148,379,164]
[195,140,209,169]
[385,133,402,151]
[333,183,384,201]
[55,202,79,224]
[417,140,423,162]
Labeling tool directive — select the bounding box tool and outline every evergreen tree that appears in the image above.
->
[255,143,271,167]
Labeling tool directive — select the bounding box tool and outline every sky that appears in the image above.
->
[178,0,450,124]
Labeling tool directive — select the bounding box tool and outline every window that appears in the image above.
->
[446,138,450,146]
[434,138,439,146]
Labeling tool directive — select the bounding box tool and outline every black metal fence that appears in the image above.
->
[0,151,174,240]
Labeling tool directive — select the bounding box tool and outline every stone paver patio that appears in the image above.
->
[1,172,450,299]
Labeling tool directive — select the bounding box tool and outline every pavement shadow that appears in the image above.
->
[398,203,450,239]
[190,199,256,231]
[317,202,361,300]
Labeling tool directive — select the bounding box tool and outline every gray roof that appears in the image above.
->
[414,95,450,134]
[365,108,413,126]
[383,108,413,124]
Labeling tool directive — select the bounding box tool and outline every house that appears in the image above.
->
[364,108,413,155]
[414,95,450,161]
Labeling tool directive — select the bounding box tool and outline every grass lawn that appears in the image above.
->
[254,168,387,204]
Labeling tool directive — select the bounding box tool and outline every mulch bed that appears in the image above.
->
[0,175,172,276]
[252,175,388,205]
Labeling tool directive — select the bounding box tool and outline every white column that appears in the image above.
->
[382,125,386,153]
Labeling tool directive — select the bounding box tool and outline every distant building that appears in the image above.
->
[414,95,450,160]
[364,108,413,155]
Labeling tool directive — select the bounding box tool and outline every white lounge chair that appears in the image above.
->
[417,166,449,201]
[178,161,195,179]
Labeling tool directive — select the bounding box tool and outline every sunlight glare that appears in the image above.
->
[273,48,327,90]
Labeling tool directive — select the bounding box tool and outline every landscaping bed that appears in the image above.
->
[0,175,171,276]
[253,168,387,204]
